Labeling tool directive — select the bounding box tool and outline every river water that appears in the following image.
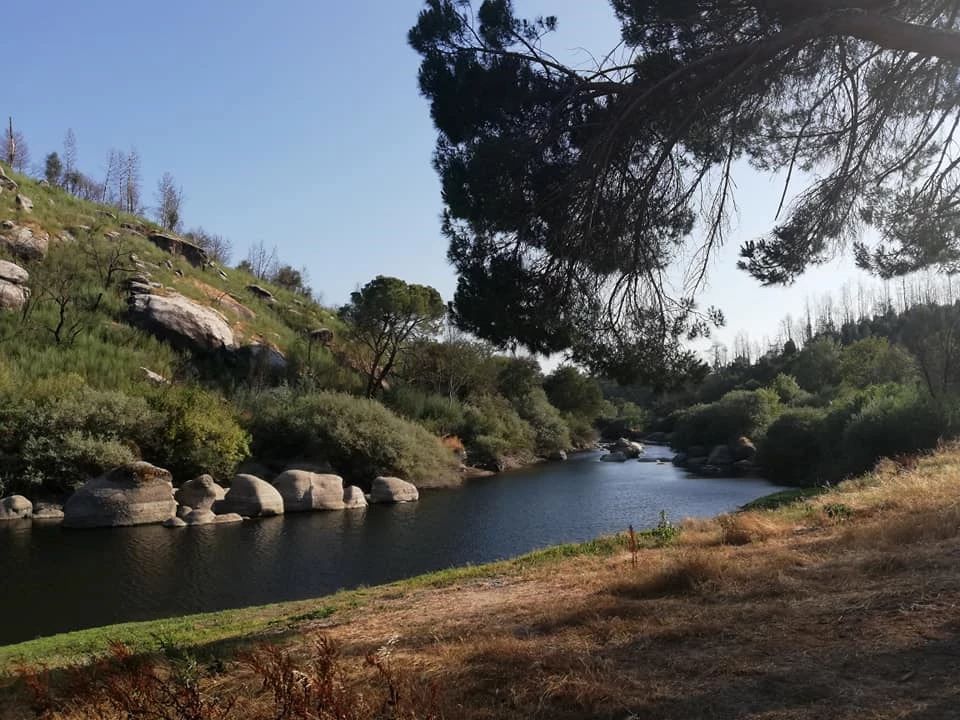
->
[0,446,787,645]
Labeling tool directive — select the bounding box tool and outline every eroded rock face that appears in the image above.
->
[342,486,368,509]
[175,474,226,511]
[216,474,284,517]
[128,289,236,352]
[63,462,176,529]
[369,476,419,504]
[273,470,346,512]
[0,223,49,260]
[0,495,33,520]
[147,233,209,268]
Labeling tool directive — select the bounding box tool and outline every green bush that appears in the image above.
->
[0,373,161,494]
[839,388,946,477]
[144,386,250,482]
[246,389,461,488]
[461,394,536,467]
[759,408,828,486]
[671,388,781,451]
[385,387,468,437]
[512,388,571,455]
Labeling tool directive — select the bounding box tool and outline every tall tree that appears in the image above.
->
[339,276,446,398]
[62,128,77,178]
[155,172,184,231]
[410,0,960,384]
[44,152,62,187]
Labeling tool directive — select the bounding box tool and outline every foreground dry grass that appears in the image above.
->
[9,447,960,719]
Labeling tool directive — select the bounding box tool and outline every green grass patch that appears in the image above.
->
[741,487,828,511]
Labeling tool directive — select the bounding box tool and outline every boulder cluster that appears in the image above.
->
[600,438,646,462]
[672,436,758,476]
[1,461,421,530]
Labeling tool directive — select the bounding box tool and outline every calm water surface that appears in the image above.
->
[0,447,787,645]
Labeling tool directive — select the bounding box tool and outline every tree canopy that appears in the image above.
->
[410,0,960,385]
[339,276,446,398]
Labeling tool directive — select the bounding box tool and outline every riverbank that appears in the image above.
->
[5,445,960,718]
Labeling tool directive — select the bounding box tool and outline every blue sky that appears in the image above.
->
[4,0,874,358]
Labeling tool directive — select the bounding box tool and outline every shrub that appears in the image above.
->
[671,388,781,451]
[512,388,572,455]
[246,389,461,487]
[385,386,468,437]
[461,394,535,466]
[768,373,803,404]
[839,389,946,477]
[759,407,828,486]
[145,385,250,482]
[0,373,161,494]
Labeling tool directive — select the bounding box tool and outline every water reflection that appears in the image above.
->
[0,446,787,644]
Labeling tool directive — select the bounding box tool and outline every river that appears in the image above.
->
[0,446,787,645]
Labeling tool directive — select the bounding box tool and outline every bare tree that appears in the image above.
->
[120,148,142,214]
[244,240,279,281]
[102,149,122,205]
[63,128,77,177]
[4,117,30,173]
[184,227,232,265]
[155,172,183,231]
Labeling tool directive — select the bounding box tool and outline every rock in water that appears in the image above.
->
[63,462,176,529]
[128,290,236,352]
[0,495,33,520]
[216,474,284,517]
[600,451,628,463]
[273,470,346,511]
[343,485,368,509]
[707,445,735,466]
[32,503,64,520]
[369,476,419,504]
[175,474,226,511]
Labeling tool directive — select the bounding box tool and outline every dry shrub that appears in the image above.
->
[616,548,730,598]
[16,638,441,720]
[678,517,723,547]
[718,512,787,546]
[839,505,960,551]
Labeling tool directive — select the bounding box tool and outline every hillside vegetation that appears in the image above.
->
[4,443,960,718]
[0,163,613,499]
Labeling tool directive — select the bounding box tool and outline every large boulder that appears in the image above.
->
[15,193,33,212]
[273,470,346,512]
[175,474,226,511]
[707,445,735,466]
[0,223,49,260]
[216,474,284,517]
[147,233,209,268]
[128,289,236,352]
[63,462,176,529]
[0,260,28,284]
[611,438,644,459]
[343,486,368,509]
[734,436,757,461]
[0,495,32,520]
[0,279,28,311]
[32,503,64,520]
[369,476,419,504]
[246,284,276,303]
[600,451,628,463]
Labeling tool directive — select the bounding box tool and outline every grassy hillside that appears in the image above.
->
[2,445,959,718]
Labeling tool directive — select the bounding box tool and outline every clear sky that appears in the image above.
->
[3,0,875,359]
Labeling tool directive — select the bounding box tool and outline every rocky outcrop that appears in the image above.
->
[0,495,32,520]
[343,486,368,509]
[0,222,49,260]
[140,367,169,385]
[63,462,176,529]
[0,166,18,191]
[0,259,29,311]
[238,343,288,372]
[369,476,419,504]
[549,450,568,462]
[310,328,334,345]
[128,288,236,352]
[175,474,226,511]
[15,193,33,212]
[216,474,284,517]
[147,233,209,268]
[247,285,276,303]
[273,470,346,512]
